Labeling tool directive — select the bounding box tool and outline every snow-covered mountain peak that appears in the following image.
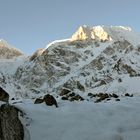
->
[0,39,10,47]
[71,25,138,43]
[0,39,23,59]
[71,25,112,41]
[92,26,112,41]
[43,25,138,55]
[71,25,91,41]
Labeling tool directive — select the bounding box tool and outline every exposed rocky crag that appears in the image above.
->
[0,104,24,140]
[0,87,9,102]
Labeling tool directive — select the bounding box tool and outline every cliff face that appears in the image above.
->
[0,104,24,140]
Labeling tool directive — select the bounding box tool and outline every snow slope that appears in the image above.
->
[15,97,140,140]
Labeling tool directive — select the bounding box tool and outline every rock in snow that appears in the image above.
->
[34,94,58,107]
[0,87,9,102]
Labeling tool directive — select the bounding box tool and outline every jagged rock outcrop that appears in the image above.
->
[29,48,45,61]
[0,104,24,140]
[34,94,58,107]
[71,25,112,41]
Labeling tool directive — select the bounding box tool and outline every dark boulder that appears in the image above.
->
[0,104,24,140]
[43,94,58,107]
[34,98,44,104]
[116,99,120,101]
[112,93,119,98]
[61,97,68,100]
[118,78,122,83]
[125,93,133,97]
[0,87,9,102]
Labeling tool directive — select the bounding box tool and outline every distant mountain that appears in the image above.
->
[0,39,23,59]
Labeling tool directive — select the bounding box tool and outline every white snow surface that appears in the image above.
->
[14,97,140,140]
[45,39,70,50]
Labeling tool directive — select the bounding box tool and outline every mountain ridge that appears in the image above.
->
[1,25,140,99]
[0,39,23,59]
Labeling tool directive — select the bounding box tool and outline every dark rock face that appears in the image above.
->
[59,88,71,96]
[77,81,85,92]
[0,104,24,140]
[0,87,9,102]
[60,90,84,102]
[95,93,110,103]
[44,94,58,107]
[88,93,120,103]
[70,94,84,101]
[30,48,45,61]
[122,64,137,77]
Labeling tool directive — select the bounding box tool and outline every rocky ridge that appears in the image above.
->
[1,25,140,101]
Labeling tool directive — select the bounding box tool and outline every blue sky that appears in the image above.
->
[0,0,139,54]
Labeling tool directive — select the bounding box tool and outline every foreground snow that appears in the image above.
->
[15,97,140,140]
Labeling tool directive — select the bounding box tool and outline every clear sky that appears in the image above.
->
[0,0,139,54]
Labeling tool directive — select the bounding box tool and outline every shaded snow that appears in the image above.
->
[16,97,140,140]
[0,56,27,75]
